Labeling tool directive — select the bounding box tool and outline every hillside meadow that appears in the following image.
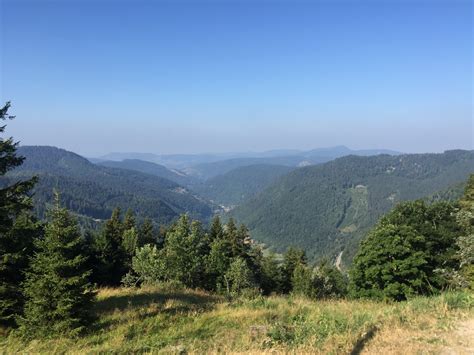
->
[2,284,472,354]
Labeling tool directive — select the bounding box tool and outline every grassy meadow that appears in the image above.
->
[1,284,473,354]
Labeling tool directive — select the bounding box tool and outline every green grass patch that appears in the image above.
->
[1,285,472,354]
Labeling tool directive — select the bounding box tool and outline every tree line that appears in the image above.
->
[0,102,472,339]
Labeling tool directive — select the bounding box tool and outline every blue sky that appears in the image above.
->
[1,0,472,156]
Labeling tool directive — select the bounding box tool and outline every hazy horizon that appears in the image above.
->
[15,143,474,160]
[1,0,472,156]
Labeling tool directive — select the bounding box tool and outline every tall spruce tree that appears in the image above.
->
[259,252,283,295]
[123,208,136,231]
[93,207,127,285]
[281,247,307,293]
[139,218,157,247]
[224,218,243,257]
[20,195,95,338]
[0,213,41,327]
[208,215,224,243]
[0,102,39,327]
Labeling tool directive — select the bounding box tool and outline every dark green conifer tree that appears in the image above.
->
[0,102,39,327]
[281,247,307,293]
[259,252,283,295]
[20,195,95,337]
[224,218,239,254]
[139,218,157,247]
[208,215,224,243]
[0,213,41,327]
[123,208,136,231]
[93,207,126,285]
[224,219,251,258]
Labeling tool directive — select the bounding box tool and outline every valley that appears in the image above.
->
[7,145,473,268]
[1,1,472,353]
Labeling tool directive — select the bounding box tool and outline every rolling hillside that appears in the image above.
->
[231,150,474,265]
[194,164,294,206]
[4,146,213,224]
[97,159,197,187]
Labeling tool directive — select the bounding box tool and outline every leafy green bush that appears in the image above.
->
[291,260,347,299]
[312,260,348,298]
[350,200,461,301]
[223,257,257,298]
[130,244,164,285]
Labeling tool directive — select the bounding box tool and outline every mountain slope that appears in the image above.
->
[5,146,213,224]
[194,164,294,206]
[231,150,474,265]
[97,159,197,187]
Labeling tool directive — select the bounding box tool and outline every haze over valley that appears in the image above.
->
[7,144,473,268]
[1,0,472,353]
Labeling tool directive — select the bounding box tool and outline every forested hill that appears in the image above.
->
[183,156,313,180]
[194,164,294,206]
[5,146,213,224]
[231,150,474,265]
[97,159,197,187]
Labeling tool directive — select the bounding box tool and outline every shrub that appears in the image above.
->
[223,257,257,297]
[130,244,164,285]
[350,201,460,301]
[313,260,348,298]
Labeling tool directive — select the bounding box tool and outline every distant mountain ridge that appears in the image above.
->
[5,146,213,224]
[182,146,402,180]
[231,150,474,267]
[97,146,401,175]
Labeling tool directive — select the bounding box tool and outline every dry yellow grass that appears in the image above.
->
[1,285,472,354]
